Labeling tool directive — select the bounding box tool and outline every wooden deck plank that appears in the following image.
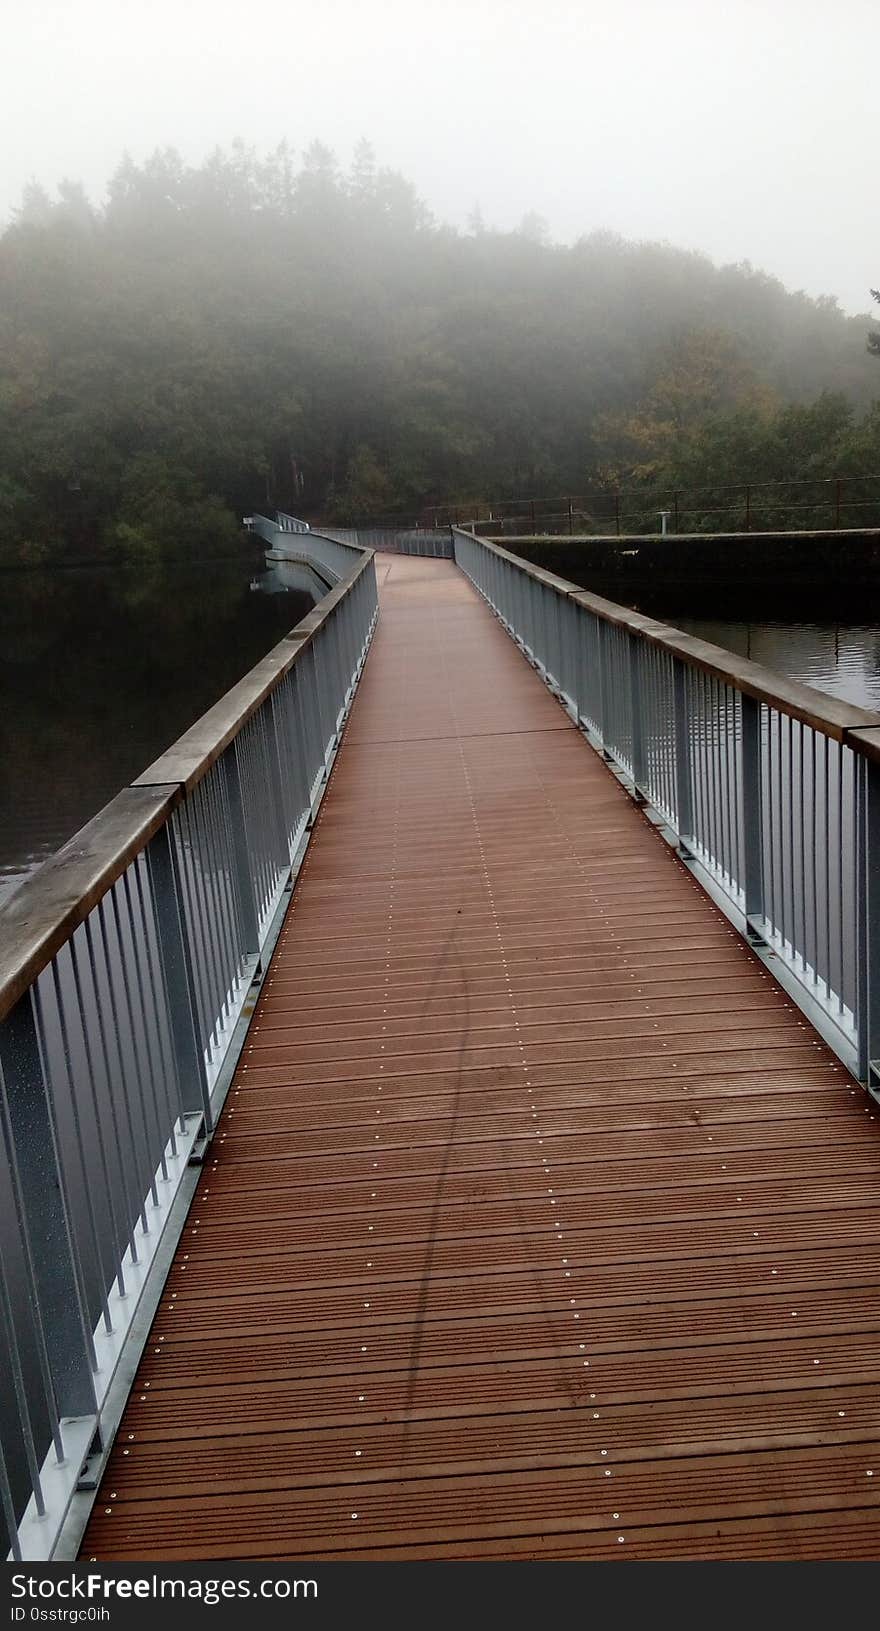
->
[81,552,880,1561]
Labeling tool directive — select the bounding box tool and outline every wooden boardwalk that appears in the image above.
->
[83,553,880,1560]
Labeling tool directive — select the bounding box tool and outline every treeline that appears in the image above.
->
[0,139,877,564]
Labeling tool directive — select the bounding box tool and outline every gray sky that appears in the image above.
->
[2,0,876,314]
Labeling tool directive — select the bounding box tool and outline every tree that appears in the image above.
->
[1,141,879,565]
[869,288,880,357]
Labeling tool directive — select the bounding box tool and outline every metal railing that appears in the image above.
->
[0,542,378,1561]
[314,526,455,558]
[431,475,880,536]
[245,513,363,585]
[453,528,880,1092]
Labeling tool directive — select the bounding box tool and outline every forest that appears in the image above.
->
[0,139,878,564]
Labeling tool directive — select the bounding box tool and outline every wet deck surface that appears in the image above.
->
[83,554,880,1560]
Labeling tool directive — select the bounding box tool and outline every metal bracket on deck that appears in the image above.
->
[187,1115,210,1165]
[75,1431,105,1493]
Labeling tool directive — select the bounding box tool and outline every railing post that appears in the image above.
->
[672,657,693,852]
[597,619,613,758]
[628,631,646,799]
[220,748,261,958]
[146,825,212,1133]
[856,754,880,1093]
[741,694,765,938]
[0,996,98,1419]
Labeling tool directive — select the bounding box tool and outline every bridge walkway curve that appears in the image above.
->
[81,552,880,1560]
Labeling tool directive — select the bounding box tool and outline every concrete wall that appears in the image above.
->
[502,528,880,591]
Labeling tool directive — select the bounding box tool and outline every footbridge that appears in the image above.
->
[2,519,880,1562]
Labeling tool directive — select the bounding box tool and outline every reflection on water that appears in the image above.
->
[0,551,315,904]
[572,573,880,712]
[674,618,880,713]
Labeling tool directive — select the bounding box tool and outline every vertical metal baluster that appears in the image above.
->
[629,632,645,797]
[809,731,819,987]
[66,938,129,1298]
[222,746,261,959]
[237,729,265,925]
[95,902,151,1233]
[741,695,764,936]
[313,635,333,762]
[767,713,779,946]
[197,774,234,1017]
[788,720,801,959]
[265,697,293,872]
[735,693,746,895]
[251,717,275,912]
[715,681,726,881]
[597,620,612,757]
[287,670,310,844]
[697,670,710,859]
[690,670,702,851]
[169,810,211,1052]
[701,673,713,868]
[848,750,859,1024]
[711,679,723,880]
[798,725,808,971]
[824,737,833,1000]
[672,658,693,850]
[719,685,729,884]
[0,993,98,1413]
[121,871,177,1171]
[664,655,676,822]
[726,687,737,887]
[146,825,212,1134]
[107,891,167,1192]
[190,783,228,1043]
[0,1433,24,1561]
[200,775,237,1021]
[838,747,845,1012]
[82,916,144,1255]
[779,712,789,954]
[45,962,113,1333]
[131,858,181,1151]
[705,674,719,874]
[778,713,788,952]
[296,649,319,810]
[857,753,880,1084]
[0,1200,49,1514]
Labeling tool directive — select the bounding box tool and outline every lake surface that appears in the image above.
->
[3,557,880,905]
[0,549,316,904]
[570,574,880,711]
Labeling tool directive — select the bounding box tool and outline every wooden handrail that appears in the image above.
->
[455,528,880,747]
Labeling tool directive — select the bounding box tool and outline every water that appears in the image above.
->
[3,558,880,905]
[0,550,316,904]
[670,618,880,712]
[570,574,880,712]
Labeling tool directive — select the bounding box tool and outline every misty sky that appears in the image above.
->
[2,0,876,315]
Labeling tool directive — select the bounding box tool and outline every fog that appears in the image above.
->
[2,0,876,315]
